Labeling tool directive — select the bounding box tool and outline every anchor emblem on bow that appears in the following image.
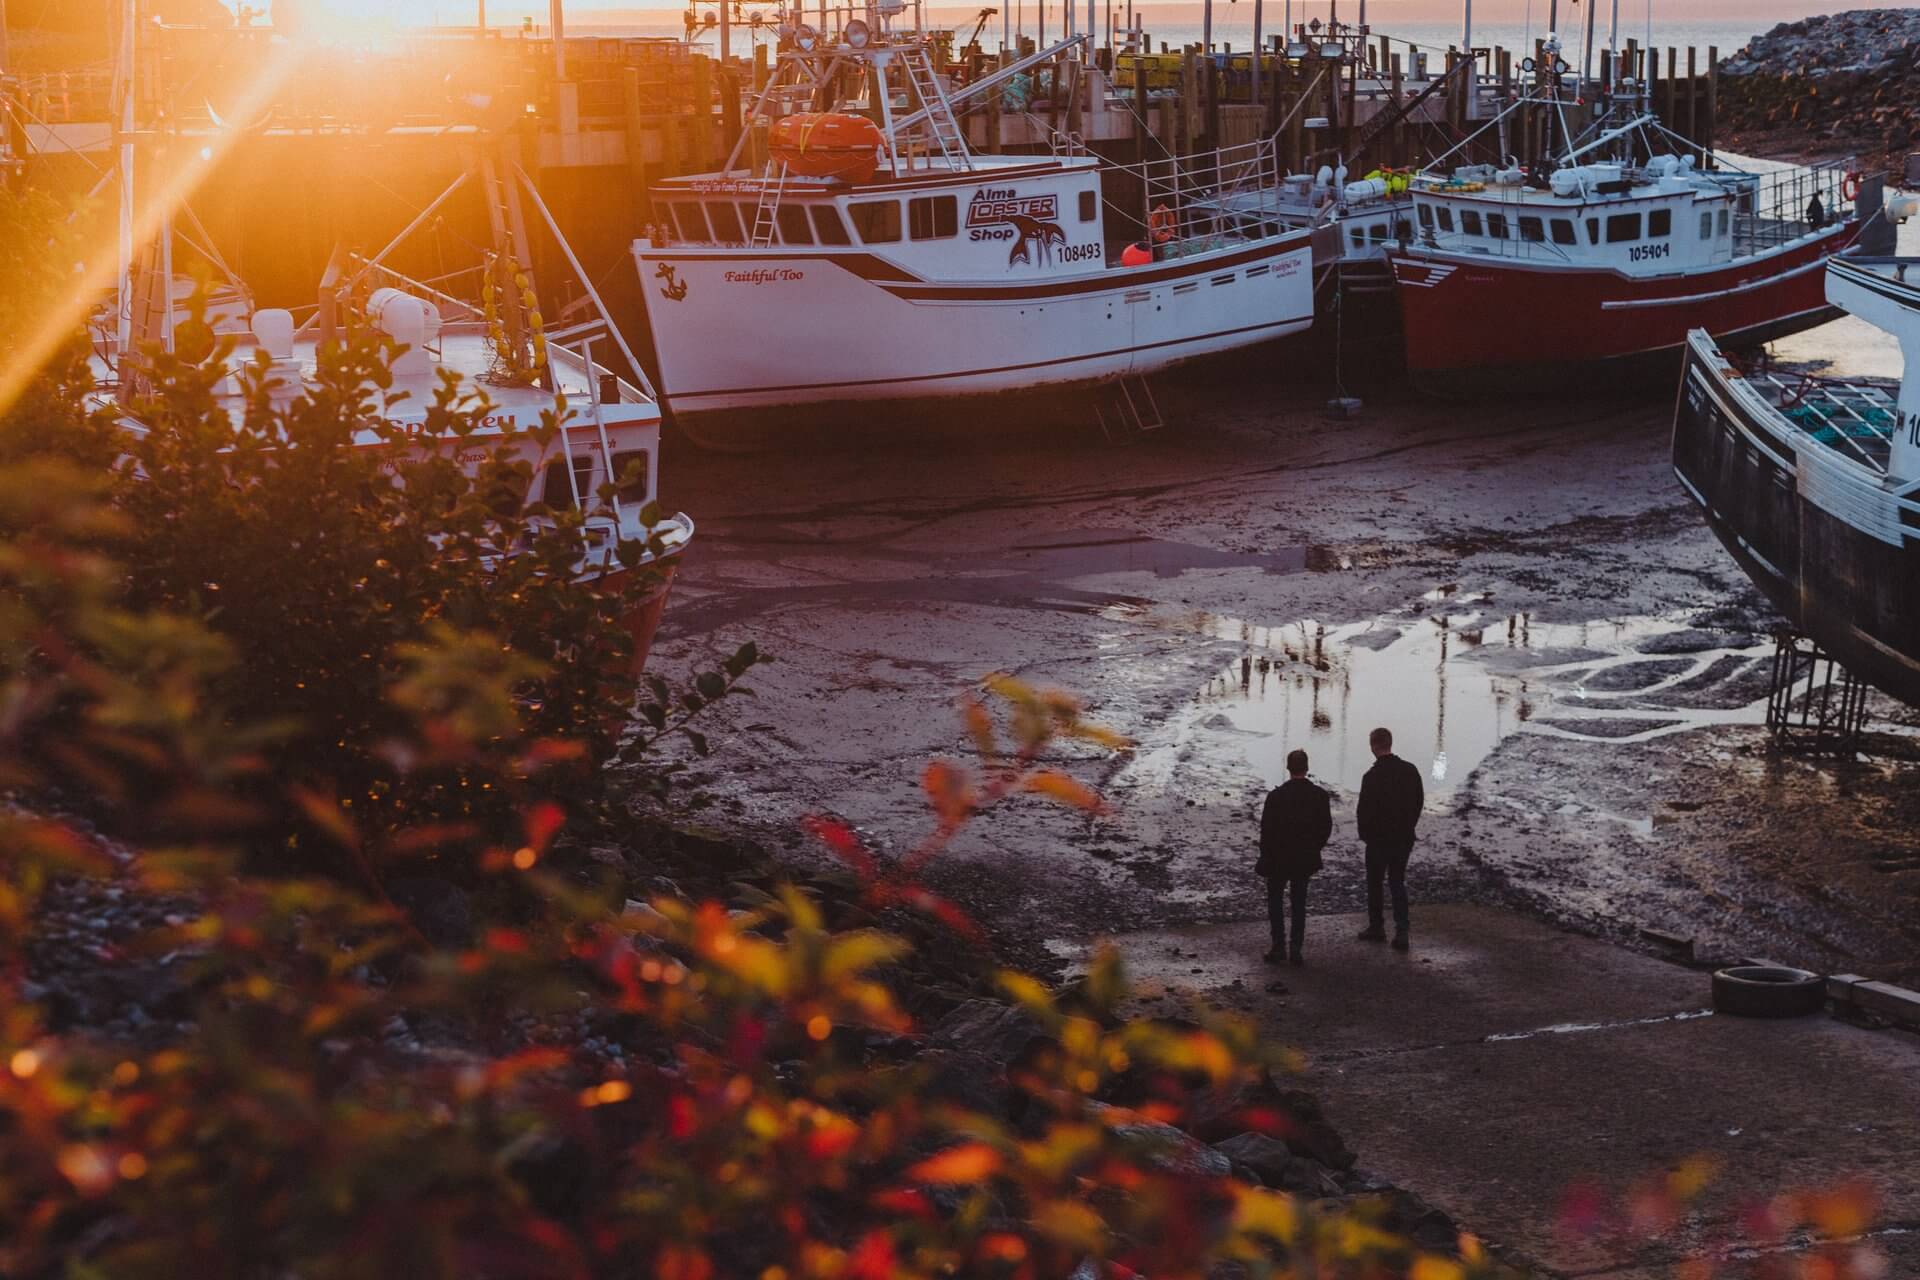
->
[655,262,688,302]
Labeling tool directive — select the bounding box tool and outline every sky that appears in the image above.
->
[253,0,1870,21]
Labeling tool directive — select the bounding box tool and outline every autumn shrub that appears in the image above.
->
[0,190,1888,1280]
[0,180,754,892]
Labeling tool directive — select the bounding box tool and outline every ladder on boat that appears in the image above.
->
[898,47,972,173]
[750,162,789,249]
[1094,374,1165,440]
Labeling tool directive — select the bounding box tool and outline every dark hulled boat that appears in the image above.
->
[1671,254,1920,705]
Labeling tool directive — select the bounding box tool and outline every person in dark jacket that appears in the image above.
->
[1257,749,1332,965]
[1354,726,1424,951]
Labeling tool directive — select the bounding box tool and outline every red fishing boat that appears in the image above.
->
[1388,34,1887,392]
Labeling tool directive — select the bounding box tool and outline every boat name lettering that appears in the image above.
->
[723,268,807,284]
[1628,242,1671,263]
[1273,256,1301,277]
[966,190,1058,227]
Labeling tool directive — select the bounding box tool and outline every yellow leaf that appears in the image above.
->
[1030,1199,1106,1253]
[779,884,822,933]
[981,672,1036,704]
[995,970,1056,1018]
[822,931,910,984]
[1023,770,1104,812]
[1231,1185,1298,1244]
[908,1142,1000,1184]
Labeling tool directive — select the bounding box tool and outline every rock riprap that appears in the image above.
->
[1717,9,1920,158]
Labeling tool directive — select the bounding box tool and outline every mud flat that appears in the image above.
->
[650,370,1920,986]
[1081,906,1920,1278]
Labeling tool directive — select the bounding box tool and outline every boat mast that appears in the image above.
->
[114,0,137,364]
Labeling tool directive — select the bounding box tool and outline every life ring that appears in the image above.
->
[1149,203,1176,244]
[1842,170,1862,202]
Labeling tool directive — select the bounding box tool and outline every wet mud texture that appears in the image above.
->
[642,368,1920,985]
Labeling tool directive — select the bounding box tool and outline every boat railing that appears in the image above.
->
[1119,135,1287,250]
[1735,157,1859,253]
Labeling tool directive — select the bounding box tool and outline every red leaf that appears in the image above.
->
[523,801,566,852]
[848,1231,897,1280]
[803,815,875,879]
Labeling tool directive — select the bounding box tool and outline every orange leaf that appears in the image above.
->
[921,760,974,828]
[908,1141,1001,1184]
[1023,770,1104,812]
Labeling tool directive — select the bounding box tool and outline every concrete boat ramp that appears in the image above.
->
[1076,905,1920,1277]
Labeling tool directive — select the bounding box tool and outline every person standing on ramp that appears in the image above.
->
[1257,749,1332,966]
[1356,726,1424,951]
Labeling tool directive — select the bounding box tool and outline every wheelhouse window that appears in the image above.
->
[1550,217,1576,245]
[1586,216,1600,243]
[1717,208,1730,235]
[909,194,958,239]
[1699,210,1713,238]
[811,205,852,245]
[1395,217,1411,239]
[1605,212,1641,243]
[1437,206,1455,232]
[1648,208,1672,237]
[1417,204,1435,230]
[1519,215,1545,243]
[670,202,709,244]
[706,201,744,243]
[1079,190,1098,222]
[540,455,596,511]
[610,450,651,505]
[1460,209,1483,236]
[1350,226,1365,248]
[776,204,813,245]
[849,199,902,243]
[1485,212,1509,239]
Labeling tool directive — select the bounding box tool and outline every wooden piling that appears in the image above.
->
[1684,45,1696,146]
[621,67,652,220]
[1704,45,1717,161]
[1389,52,1403,167]
[1664,47,1676,129]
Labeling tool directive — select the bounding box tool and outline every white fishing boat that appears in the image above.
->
[92,122,693,673]
[633,10,1316,448]
[1673,201,1920,707]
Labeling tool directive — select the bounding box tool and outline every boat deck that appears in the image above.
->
[1740,361,1898,476]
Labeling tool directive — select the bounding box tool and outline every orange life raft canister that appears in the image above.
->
[769,113,887,184]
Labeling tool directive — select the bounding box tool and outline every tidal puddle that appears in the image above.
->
[1121,604,1779,801]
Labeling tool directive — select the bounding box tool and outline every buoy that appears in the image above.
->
[1842,170,1862,202]
[1121,241,1154,267]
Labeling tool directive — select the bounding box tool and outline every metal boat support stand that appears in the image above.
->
[1765,626,1870,755]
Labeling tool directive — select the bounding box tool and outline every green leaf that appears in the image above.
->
[695,671,728,701]
[685,729,709,757]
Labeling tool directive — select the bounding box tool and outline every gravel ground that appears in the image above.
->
[641,360,1920,985]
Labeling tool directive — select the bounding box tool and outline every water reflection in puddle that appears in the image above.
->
[1120,604,1777,801]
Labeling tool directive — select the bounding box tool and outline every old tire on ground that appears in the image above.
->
[1711,965,1825,1018]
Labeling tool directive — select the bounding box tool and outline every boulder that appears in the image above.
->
[928,998,1050,1068]
[1089,1102,1233,1179]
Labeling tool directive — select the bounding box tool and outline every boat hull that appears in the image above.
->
[1392,221,1860,393]
[1671,333,1920,707]
[635,233,1314,448]
[599,557,682,676]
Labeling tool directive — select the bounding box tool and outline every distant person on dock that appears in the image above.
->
[1257,749,1332,966]
[1356,727,1424,952]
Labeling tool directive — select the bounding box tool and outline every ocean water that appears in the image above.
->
[541,5,1827,64]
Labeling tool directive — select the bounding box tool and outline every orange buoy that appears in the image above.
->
[1120,241,1154,267]
[769,113,887,184]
